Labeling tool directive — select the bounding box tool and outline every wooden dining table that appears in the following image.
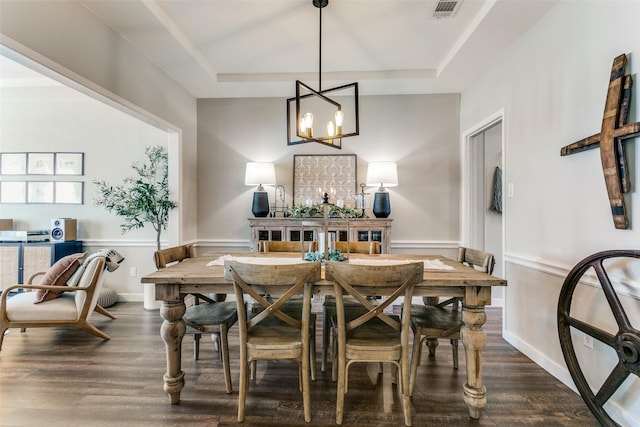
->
[141,252,507,420]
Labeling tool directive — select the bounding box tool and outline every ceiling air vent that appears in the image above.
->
[433,0,461,19]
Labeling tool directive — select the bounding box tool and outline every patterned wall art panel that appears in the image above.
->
[293,154,357,206]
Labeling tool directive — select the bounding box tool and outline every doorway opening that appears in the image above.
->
[461,110,504,306]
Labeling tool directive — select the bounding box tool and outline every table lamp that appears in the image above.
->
[245,162,276,217]
[366,161,398,218]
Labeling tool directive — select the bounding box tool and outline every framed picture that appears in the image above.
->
[0,181,27,203]
[55,181,84,204]
[27,181,54,203]
[0,153,27,175]
[55,152,84,175]
[293,154,357,206]
[27,152,54,175]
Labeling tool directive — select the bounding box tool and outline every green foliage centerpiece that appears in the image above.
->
[304,249,348,262]
[288,204,360,219]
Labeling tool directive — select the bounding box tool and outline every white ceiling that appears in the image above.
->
[1,0,558,98]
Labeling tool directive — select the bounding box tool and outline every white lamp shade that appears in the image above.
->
[366,161,398,188]
[245,162,276,186]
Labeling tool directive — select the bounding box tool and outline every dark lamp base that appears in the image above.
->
[372,192,391,218]
[252,192,270,217]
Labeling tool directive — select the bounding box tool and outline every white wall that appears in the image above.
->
[0,84,170,299]
[0,0,198,300]
[196,94,462,253]
[461,2,640,424]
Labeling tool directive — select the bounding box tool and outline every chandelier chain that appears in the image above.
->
[318,4,322,91]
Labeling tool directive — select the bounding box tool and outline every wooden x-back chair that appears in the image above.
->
[154,245,238,394]
[333,241,381,255]
[260,240,317,253]
[326,261,423,426]
[408,247,495,395]
[226,260,321,423]
[321,240,382,372]
[260,239,320,379]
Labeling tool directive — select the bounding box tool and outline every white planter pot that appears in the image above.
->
[143,283,162,310]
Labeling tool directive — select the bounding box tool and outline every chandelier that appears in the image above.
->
[286,0,359,149]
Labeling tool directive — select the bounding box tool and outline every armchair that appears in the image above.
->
[0,256,116,351]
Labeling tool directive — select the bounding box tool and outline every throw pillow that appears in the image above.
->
[34,252,87,304]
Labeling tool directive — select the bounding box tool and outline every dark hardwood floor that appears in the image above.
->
[0,303,598,427]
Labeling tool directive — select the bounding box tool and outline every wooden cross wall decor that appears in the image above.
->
[561,54,640,229]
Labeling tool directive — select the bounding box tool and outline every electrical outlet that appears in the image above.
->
[583,334,594,349]
[507,182,514,197]
[130,267,137,277]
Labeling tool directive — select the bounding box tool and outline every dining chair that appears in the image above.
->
[333,241,380,255]
[226,260,321,423]
[408,247,495,395]
[321,240,381,372]
[260,240,317,253]
[325,261,423,426]
[154,245,238,394]
[259,239,320,379]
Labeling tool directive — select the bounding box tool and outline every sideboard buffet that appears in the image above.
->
[248,218,392,253]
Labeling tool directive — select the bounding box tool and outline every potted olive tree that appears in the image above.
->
[93,145,177,310]
[93,145,177,251]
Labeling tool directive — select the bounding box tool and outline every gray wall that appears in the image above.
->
[196,94,461,251]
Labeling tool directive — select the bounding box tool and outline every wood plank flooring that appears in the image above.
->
[0,303,599,427]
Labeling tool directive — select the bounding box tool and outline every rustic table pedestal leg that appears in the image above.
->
[160,300,186,404]
[461,304,488,419]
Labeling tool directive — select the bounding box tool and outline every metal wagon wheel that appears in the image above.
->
[557,249,640,427]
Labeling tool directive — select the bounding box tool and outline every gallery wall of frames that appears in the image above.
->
[0,152,84,204]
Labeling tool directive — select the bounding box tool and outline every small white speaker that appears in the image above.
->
[51,218,77,242]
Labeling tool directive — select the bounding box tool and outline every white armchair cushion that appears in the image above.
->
[6,292,81,322]
[75,257,105,320]
[7,258,103,323]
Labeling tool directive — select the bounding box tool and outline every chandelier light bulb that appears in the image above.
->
[303,112,314,137]
[335,110,344,134]
[327,120,335,137]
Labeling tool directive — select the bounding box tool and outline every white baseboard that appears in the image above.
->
[116,293,144,303]
[503,330,576,389]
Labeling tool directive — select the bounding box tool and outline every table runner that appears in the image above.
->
[207,255,306,266]
[346,258,453,270]
[207,255,453,270]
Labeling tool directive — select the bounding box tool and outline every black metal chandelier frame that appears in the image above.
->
[286,0,359,150]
